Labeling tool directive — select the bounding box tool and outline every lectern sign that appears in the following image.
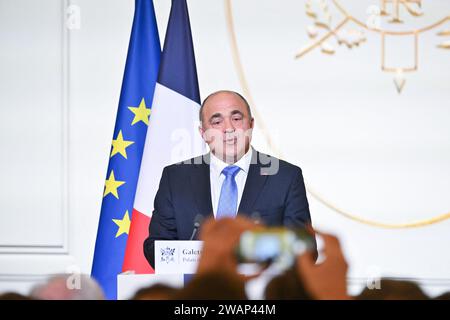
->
[154,240,203,274]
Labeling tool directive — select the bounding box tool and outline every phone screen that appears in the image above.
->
[236,227,315,268]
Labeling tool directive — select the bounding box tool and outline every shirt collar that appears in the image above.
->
[210,147,253,178]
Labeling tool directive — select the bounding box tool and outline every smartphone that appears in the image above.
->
[235,227,315,268]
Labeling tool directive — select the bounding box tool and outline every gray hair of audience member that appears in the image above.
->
[30,274,105,300]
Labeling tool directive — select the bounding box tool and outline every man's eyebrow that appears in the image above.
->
[230,110,244,116]
[208,113,223,121]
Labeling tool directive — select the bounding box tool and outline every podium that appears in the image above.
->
[117,240,202,299]
[117,240,277,299]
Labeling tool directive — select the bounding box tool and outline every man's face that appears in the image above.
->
[199,92,254,163]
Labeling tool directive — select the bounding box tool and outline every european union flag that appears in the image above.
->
[91,0,161,300]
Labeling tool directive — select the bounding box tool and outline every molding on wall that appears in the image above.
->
[0,245,67,255]
[0,0,70,256]
[0,274,49,282]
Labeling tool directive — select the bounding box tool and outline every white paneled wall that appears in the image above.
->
[0,0,71,293]
[0,0,449,297]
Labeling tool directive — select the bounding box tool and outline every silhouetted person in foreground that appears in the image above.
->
[132,283,179,300]
[357,279,429,300]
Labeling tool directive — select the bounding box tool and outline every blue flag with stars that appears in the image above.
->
[91,0,161,300]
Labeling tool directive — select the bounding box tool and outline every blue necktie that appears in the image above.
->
[216,165,241,219]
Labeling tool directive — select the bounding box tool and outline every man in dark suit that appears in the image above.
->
[144,90,314,268]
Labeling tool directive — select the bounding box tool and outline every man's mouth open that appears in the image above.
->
[224,137,237,145]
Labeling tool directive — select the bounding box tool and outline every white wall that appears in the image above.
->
[0,0,449,297]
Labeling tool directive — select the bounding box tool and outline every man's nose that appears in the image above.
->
[223,117,235,132]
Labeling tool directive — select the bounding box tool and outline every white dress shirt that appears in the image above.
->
[209,148,253,217]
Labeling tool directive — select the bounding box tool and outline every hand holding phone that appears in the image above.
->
[235,227,316,270]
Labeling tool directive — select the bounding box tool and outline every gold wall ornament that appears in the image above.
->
[295,0,450,93]
[437,28,450,49]
[381,0,423,23]
[393,68,406,94]
[224,0,450,228]
[308,187,450,229]
[381,31,418,94]
[381,31,418,72]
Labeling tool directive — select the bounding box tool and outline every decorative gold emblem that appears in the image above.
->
[224,0,450,228]
[295,0,449,93]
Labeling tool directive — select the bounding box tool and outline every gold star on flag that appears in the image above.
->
[111,130,134,159]
[128,98,151,125]
[112,210,131,238]
[103,170,125,199]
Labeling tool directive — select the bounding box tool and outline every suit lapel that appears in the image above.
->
[238,151,268,216]
[190,154,213,218]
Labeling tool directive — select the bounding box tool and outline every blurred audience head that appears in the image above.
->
[30,274,105,300]
[433,292,450,300]
[357,279,429,300]
[173,271,247,300]
[131,283,178,300]
[0,292,32,300]
[264,266,312,300]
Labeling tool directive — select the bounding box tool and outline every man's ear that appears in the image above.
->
[199,125,206,140]
[250,117,255,129]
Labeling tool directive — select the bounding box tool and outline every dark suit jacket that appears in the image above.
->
[144,149,314,268]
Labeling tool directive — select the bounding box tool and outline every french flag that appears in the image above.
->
[122,0,206,273]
